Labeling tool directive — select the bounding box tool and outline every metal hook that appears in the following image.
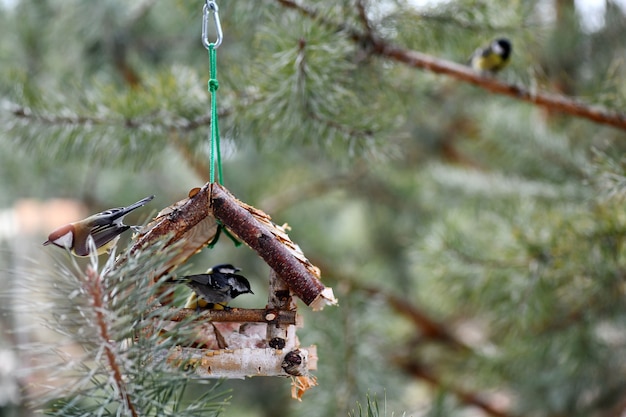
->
[202,0,223,49]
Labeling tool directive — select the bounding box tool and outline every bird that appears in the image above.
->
[43,195,154,256]
[468,38,512,74]
[171,264,254,310]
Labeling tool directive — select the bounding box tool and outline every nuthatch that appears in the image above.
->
[43,195,154,256]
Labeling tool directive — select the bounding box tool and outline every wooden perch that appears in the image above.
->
[210,183,337,309]
[164,307,297,325]
[161,346,317,379]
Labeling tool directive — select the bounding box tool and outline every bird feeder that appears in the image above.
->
[124,182,337,399]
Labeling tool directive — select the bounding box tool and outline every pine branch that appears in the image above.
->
[30,230,229,415]
[169,132,212,180]
[398,359,516,417]
[10,104,231,133]
[357,284,471,351]
[274,0,626,132]
[306,107,375,141]
[355,0,374,38]
[370,44,626,130]
[126,0,158,26]
[83,266,139,417]
[321,264,472,351]
[603,395,626,417]
[259,165,366,213]
[414,11,532,32]
[292,36,374,142]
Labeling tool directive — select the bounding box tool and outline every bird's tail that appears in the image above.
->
[164,277,188,284]
[121,195,155,215]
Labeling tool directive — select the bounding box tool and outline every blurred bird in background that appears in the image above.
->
[468,38,512,74]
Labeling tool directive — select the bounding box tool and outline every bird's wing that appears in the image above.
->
[113,195,155,220]
[91,195,155,225]
[90,209,126,226]
[90,224,130,249]
[479,46,492,58]
[186,274,222,289]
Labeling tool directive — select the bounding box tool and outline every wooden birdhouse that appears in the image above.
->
[122,182,337,399]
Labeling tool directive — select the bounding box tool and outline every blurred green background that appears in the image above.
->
[2,0,626,416]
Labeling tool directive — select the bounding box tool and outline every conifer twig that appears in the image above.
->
[355,0,373,36]
[84,267,139,417]
[274,0,626,131]
[294,38,373,141]
[169,132,211,180]
[10,105,232,132]
[259,165,366,214]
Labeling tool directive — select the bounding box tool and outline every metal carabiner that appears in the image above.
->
[202,0,223,49]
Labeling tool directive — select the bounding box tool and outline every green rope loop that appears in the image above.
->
[208,44,223,185]
[208,221,242,248]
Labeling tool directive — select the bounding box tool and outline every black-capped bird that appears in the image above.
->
[43,195,154,256]
[172,264,254,310]
[469,38,512,74]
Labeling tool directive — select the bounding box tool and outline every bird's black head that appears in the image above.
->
[228,275,254,298]
[493,38,512,59]
[210,263,241,274]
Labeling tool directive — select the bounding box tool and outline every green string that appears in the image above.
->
[208,220,242,248]
[207,43,240,248]
[208,44,223,185]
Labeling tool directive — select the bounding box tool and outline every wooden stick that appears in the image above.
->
[162,307,297,325]
[122,184,218,286]
[266,269,298,350]
[210,183,332,307]
[131,183,214,256]
[163,346,317,379]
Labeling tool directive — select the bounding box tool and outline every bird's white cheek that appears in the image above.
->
[53,232,74,249]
